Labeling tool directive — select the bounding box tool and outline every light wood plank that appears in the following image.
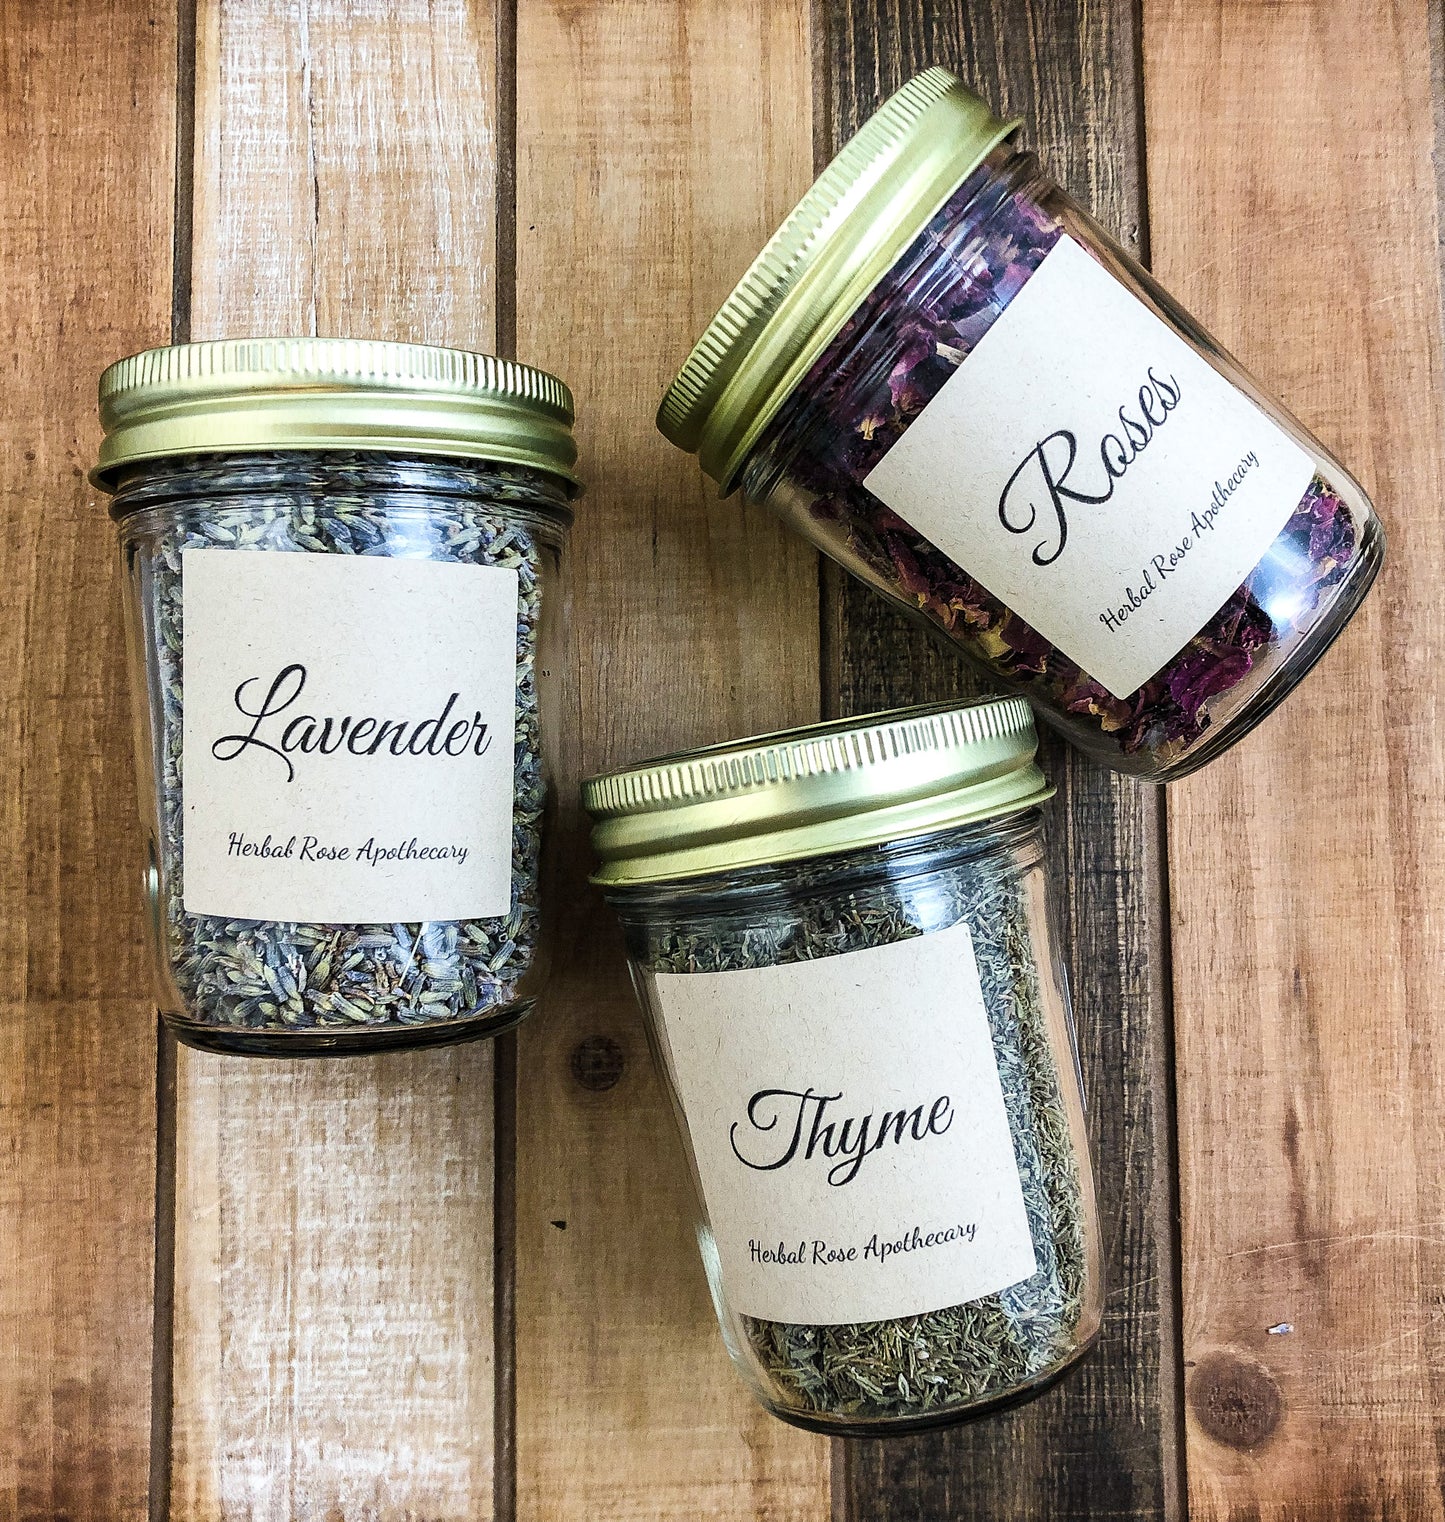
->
[170,1053,497,1519]
[1145,1,1445,1515]
[0,0,176,1516]
[510,4,831,1518]
[170,5,503,1517]
[816,4,1183,1518]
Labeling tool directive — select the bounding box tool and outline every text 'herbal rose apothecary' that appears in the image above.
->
[658,69,1383,780]
[96,338,579,1055]
[583,698,1103,1434]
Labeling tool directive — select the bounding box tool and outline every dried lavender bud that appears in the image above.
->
[124,453,561,1046]
[630,838,1090,1426]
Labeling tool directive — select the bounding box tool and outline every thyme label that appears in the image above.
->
[651,918,1038,1327]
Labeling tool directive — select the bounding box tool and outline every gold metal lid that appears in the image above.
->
[583,696,1051,887]
[656,68,1017,492]
[92,337,580,492]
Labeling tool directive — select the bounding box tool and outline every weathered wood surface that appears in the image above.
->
[509,3,831,1518]
[0,2,176,1519]
[170,5,503,1519]
[817,4,1181,1519]
[1146,1,1445,1517]
[3,0,1444,1517]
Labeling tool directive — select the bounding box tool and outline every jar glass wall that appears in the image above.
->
[585,698,1103,1436]
[608,818,1101,1434]
[738,143,1382,778]
[113,450,571,1055]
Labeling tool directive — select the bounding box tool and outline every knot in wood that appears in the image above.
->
[570,1034,625,1091]
[1189,1351,1283,1451]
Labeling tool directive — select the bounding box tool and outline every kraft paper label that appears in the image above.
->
[652,920,1037,1325]
[863,236,1314,698]
[181,549,517,923]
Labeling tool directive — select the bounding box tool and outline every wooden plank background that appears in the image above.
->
[0,1,1441,1519]
[0,3,175,1519]
[817,5,1180,1519]
[171,7,503,1520]
[1148,1,1445,1516]
[509,5,830,1520]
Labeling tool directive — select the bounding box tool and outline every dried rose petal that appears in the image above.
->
[756,163,1365,767]
[1168,646,1253,726]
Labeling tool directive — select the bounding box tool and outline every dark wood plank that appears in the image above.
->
[0,3,178,1518]
[814,4,1183,1518]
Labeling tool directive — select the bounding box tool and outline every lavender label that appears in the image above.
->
[181,549,518,923]
[651,920,1036,1325]
[863,235,1315,698]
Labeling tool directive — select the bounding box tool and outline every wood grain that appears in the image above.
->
[1144,0,1445,1516]
[169,5,503,1518]
[815,4,1183,1519]
[0,1,176,1518]
[509,4,831,1518]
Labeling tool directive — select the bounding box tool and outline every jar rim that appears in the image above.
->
[91,337,583,496]
[581,695,1053,886]
[655,69,1016,493]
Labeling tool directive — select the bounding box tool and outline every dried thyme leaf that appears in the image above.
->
[633,842,1089,1424]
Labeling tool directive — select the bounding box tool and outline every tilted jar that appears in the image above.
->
[95,338,578,1056]
[583,697,1103,1435]
[658,69,1383,780]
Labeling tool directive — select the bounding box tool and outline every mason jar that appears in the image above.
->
[583,697,1103,1434]
[657,69,1383,780]
[95,338,578,1056]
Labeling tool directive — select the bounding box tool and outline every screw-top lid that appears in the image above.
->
[92,337,580,493]
[656,68,1017,493]
[582,696,1052,887]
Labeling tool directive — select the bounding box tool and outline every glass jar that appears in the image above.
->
[657,70,1383,780]
[583,697,1102,1434]
[95,339,578,1056]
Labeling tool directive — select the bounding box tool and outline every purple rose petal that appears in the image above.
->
[757,164,1363,765]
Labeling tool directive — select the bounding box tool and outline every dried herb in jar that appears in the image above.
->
[635,843,1088,1422]
[142,455,553,1040]
[660,71,1383,780]
[103,339,579,1056]
[765,161,1364,764]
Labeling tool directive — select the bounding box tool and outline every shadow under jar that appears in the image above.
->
[583,698,1103,1435]
[95,339,578,1056]
[657,69,1383,780]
